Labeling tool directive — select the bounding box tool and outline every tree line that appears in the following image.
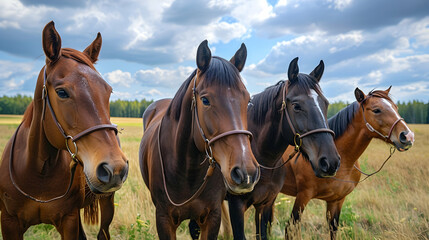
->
[0,95,428,123]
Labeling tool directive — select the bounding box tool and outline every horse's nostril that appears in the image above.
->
[319,157,329,173]
[96,163,112,184]
[119,163,129,182]
[231,167,245,185]
[399,131,408,144]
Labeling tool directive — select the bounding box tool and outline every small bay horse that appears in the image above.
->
[268,87,414,239]
[139,40,260,239]
[191,58,341,239]
[0,21,128,240]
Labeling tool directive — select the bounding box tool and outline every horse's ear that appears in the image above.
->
[84,32,102,63]
[42,21,61,64]
[196,40,211,73]
[230,43,247,72]
[310,60,324,83]
[386,85,392,93]
[288,57,299,83]
[354,87,366,103]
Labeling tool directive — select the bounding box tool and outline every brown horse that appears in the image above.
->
[191,58,341,240]
[0,21,128,240]
[139,40,260,239]
[266,87,414,239]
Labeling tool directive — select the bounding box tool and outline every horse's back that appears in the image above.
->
[143,98,171,131]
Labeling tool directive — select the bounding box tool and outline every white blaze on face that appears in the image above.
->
[310,89,328,128]
[381,98,414,143]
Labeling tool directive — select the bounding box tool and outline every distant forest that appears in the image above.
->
[0,95,428,123]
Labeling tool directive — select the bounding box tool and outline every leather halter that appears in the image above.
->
[191,73,253,161]
[259,81,335,170]
[158,72,254,207]
[9,66,118,203]
[360,96,404,141]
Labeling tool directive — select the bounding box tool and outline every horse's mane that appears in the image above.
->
[249,74,323,126]
[168,57,242,120]
[328,89,395,139]
[61,48,96,70]
[328,102,359,139]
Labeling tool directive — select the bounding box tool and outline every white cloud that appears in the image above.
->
[0,0,54,30]
[135,66,194,88]
[104,70,134,87]
[327,0,353,10]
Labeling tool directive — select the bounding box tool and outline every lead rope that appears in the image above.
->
[331,146,396,183]
[9,123,79,203]
[157,117,215,207]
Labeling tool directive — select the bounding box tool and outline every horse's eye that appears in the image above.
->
[292,103,301,112]
[372,108,381,114]
[56,89,69,99]
[201,96,210,106]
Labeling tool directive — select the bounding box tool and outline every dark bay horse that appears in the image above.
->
[192,58,341,239]
[270,87,414,239]
[139,40,260,239]
[0,21,128,239]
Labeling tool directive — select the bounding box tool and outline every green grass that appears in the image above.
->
[0,115,428,239]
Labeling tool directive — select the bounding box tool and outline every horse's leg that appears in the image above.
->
[220,200,233,239]
[197,207,222,240]
[189,201,231,240]
[227,194,247,240]
[326,198,345,240]
[155,208,178,240]
[1,211,25,240]
[188,219,200,240]
[56,210,80,240]
[97,193,115,240]
[256,198,275,240]
[78,212,87,240]
[254,205,263,240]
[285,192,311,240]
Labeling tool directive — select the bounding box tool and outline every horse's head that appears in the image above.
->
[40,21,128,193]
[355,87,414,151]
[283,58,340,178]
[192,41,259,194]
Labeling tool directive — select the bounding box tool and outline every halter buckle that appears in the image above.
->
[42,85,47,100]
[281,100,286,111]
[294,133,302,151]
[65,136,78,162]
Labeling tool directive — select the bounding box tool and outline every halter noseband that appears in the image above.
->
[42,66,118,162]
[360,95,404,141]
[281,80,335,151]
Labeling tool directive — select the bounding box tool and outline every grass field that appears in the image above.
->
[0,115,428,239]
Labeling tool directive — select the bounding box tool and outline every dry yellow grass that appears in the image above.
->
[0,115,428,239]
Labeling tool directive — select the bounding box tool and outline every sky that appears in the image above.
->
[1,0,429,103]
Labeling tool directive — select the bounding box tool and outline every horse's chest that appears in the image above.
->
[2,191,82,224]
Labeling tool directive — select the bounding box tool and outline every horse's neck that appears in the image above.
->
[162,102,205,178]
[335,113,373,170]
[249,110,288,165]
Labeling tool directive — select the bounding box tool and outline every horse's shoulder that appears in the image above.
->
[143,98,171,130]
